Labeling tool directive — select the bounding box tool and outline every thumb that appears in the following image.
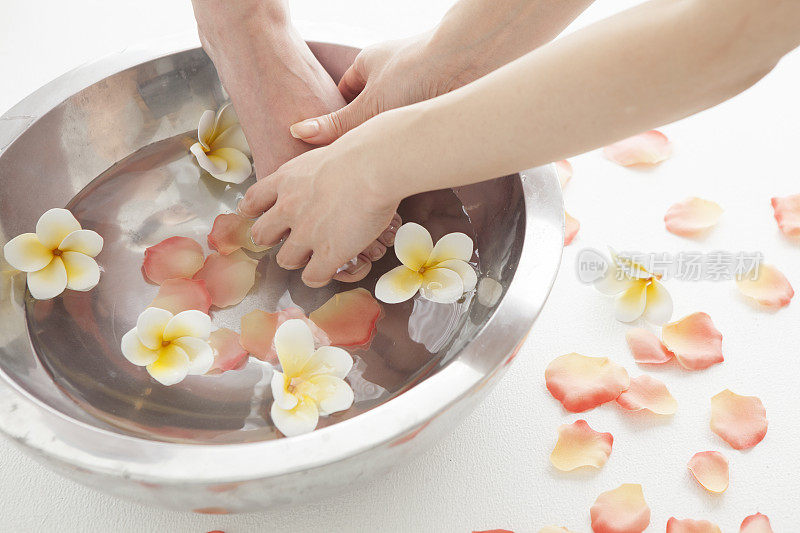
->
[289,94,372,146]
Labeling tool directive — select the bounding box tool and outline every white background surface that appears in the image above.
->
[1,1,799,531]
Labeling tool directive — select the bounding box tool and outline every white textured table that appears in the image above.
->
[1,1,798,531]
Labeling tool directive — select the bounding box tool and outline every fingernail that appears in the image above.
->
[346,256,369,274]
[290,119,320,139]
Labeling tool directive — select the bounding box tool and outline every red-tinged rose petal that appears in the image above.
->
[193,249,257,308]
[664,197,723,237]
[556,159,573,188]
[603,130,672,167]
[740,513,773,533]
[240,307,330,363]
[149,278,211,314]
[309,288,382,348]
[472,530,514,533]
[736,263,794,308]
[615,375,677,415]
[545,353,630,413]
[666,518,722,533]
[207,213,268,255]
[661,312,723,371]
[771,194,800,237]
[687,451,729,493]
[710,389,768,450]
[550,419,613,471]
[142,236,204,284]
[564,211,580,246]
[625,328,673,364]
[208,328,249,373]
[590,483,650,533]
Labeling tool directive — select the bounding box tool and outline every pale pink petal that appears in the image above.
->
[625,328,673,364]
[615,375,677,415]
[150,278,211,314]
[208,328,249,373]
[661,312,723,371]
[666,518,722,533]
[555,159,573,188]
[564,211,580,246]
[549,419,613,471]
[142,236,204,285]
[664,197,723,237]
[590,483,650,533]
[193,249,257,308]
[603,130,672,167]
[770,194,800,237]
[207,213,268,255]
[240,309,280,362]
[545,353,630,413]
[687,451,729,493]
[710,389,768,450]
[309,288,382,348]
[736,263,794,308]
[740,513,773,533]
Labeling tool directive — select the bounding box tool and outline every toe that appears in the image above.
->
[332,254,372,283]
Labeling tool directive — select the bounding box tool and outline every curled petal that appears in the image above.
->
[710,389,768,450]
[3,233,53,272]
[58,229,103,257]
[736,263,793,308]
[213,102,239,136]
[197,109,215,149]
[687,451,729,493]
[309,288,382,347]
[740,513,773,533]
[435,259,477,292]
[603,130,672,167]
[205,147,252,184]
[625,328,673,364]
[36,208,81,249]
[271,371,297,410]
[208,213,267,255]
[420,266,464,303]
[642,280,672,325]
[614,279,648,323]
[564,211,580,246]
[549,419,613,471]
[661,312,723,370]
[146,344,190,386]
[427,232,473,265]
[271,396,319,437]
[590,483,650,533]
[120,328,158,366]
[302,346,353,380]
[240,309,280,361]
[555,159,573,188]
[545,353,630,413]
[770,194,800,237]
[163,310,211,342]
[300,375,354,415]
[666,518,722,533]
[274,319,316,377]
[61,251,100,291]
[394,222,433,271]
[193,249,257,308]
[150,278,211,314]
[664,197,723,237]
[135,307,173,350]
[172,336,214,375]
[142,236,204,285]
[27,256,67,300]
[208,328,249,373]
[211,124,251,157]
[615,375,677,415]
[375,265,423,304]
[595,259,633,296]
[191,143,227,174]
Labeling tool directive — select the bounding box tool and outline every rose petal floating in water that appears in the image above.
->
[687,451,729,493]
[666,518,722,533]
[149,278,212,314]
[664,197,723,237]
[590,483,650,533]
[564,211,580,246]
[555,159,573,188]
[625,328,673,364]
[710,389,768,450]
[208,328,249,373]
[142,236,204,285]
[770,193,800,237]
[740,513,773,533]
[615,375,677,415]
[736,263,794,308]
[545,353,630,413]
[309,288,382,348]
[661,312,723,371]
[550,419,613,471]
[193,249,257,308]
[603,130,672,167]
[207,213,269,255]
[241,307,329,363]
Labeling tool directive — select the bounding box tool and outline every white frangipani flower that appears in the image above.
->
[375,222,477,304]
[121,308,214,386]
[2,208,103,300]
[270,319,354,437]
[189,102,252,184]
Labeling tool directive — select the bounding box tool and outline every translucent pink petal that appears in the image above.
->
[545,353,630,413]
[590,483,650,533]
[207,213,268,255]
[240,307,329,363]
[687,451,729,493]
[661,312,723,371]
[666,518,722,533]
[603,130,673,167]
[664,197,723,237]
[142,236,204,285]
[564,211,580,246]
[556,159,573,188]
[625,328,673,364]
[710,389,768,450]
[550,419,613,471]
[208,328,249,373]
[193,249,257,308]
[615,375,677,415]
[149,278,211,314]
[740,513,773,533]
[309,288,382,348]
[736,263,794,308]
[770,194,800,237]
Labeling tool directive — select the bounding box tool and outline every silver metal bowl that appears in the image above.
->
[0,36,563,512]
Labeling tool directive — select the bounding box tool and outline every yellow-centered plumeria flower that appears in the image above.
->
[121,308,214,386]
[270,319,354,437]
[375,222,477,304]
[594,250,673,325]
[189,102,252,184]
[2,208,103,300]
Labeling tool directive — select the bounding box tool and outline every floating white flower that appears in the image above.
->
[270,319,354,437]
[2,208,103,300]
[189,102,252,184]
[375,222,477,304]
[121,308,214,386]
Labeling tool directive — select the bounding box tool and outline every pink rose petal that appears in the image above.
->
[615,375,677,415]
[664,197,723,237]
[550,419,613,471]
[207,213,269,255]
[687,451,729,493]
[193,249,257,308]
[771,194,800,237]
[564,211,580,246]
[710,389,768,450]
[661,312,723,371]
[241,307,330,363]
[666,518,722,533]
[736,263,793,308]
[740,513,773,533]
[309,288,382,348]
[625,328,673,364]
[142,236,204,284]
[208,328,249,374]
[149,278,211,314]
[590,483,650,533]
[556,159,573,188]
[545,353,630,413]
[603,130,672,167]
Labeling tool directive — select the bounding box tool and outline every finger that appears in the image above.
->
[338,62,367,102]
[333,254,373,283]
[238,176,279,218]
[289,92,373,146]
[378,213,403,247]
[302,249,355,288]
[276,237,312,270]
[250,209,290,247]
